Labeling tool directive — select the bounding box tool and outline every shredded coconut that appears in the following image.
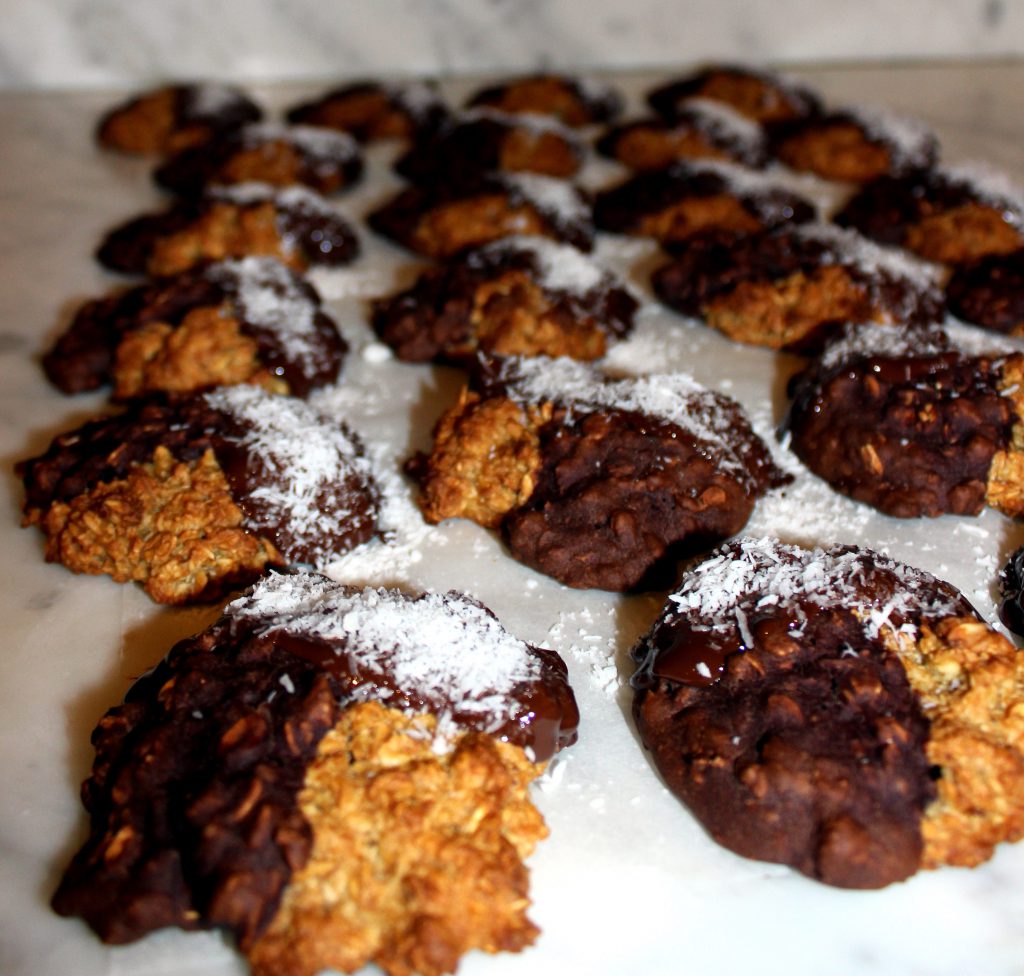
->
[498,172,589,231]
[474,235,608,294]
[184,82,246,119]
[840,104,936,171]
[237,122,360,163]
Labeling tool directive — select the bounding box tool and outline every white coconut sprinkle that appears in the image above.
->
[237,122,360,164]
[209,181,337,219]
[458,106,580,141]
[184,82,247,119]
[474,235,608,294]
[840,104,937,170]
[498,172,589,229]
[226,574,543,743]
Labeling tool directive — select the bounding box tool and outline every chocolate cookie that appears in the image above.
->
[367,173,594,258]
[96,82,263,155]
[768,105,938,183]
[631,537,1024,888]
[465,73,622,127]
[285,79,448,142]
[97,182,360,276]
[394,109,585,184]
[52,573,579,976]
[646,65,822,125]
[999,544,1024,637]
[596,100,768,172]
[592,160,815,246]
[43,257,347,398]
[18,386,379,603]
[782,321,1024,517]
[154,123,364,197]
[408,355,790,591]
[651,223,944,350]
[371,235,637,363]
[835,163,1024,265]
[946,249,1024,335]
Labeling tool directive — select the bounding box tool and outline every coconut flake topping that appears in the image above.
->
[475,235,607,294]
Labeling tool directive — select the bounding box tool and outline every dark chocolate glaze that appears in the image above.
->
[371,238,637,363]
[593,163,815,237]
[52,579,579,947]
[782,335,1017,517]
[630,540,974,888]
[999,544,1024,637]
[43,259,347,397]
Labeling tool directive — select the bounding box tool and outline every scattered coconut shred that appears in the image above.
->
[225,573,541,748]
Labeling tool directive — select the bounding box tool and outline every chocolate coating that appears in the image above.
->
[946,249,1024,336]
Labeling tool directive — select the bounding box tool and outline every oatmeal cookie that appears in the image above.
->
[652,223,944,351]
[408,355,790,591]
[465,73,622,127]
[596,100,768,171]
[367,172,594,258]
[593,159,814,246]
[394,109,585,184]
[154,123,364,197]
[285,80,448,142]
[632,537,1024,888]
[43,257,347,398]
[97,182,360,276]
[647,65,821,125]
[835,163,1024,265]
[371,235,637,363]
[18,386,379,603]
[768,105,938,183]
[96,82,262,155]
[52,574,579,976]
[782,321,1024,517]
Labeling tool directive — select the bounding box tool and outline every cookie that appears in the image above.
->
[999,544,1024,637]
[646,65,822,125]
[96,82,263,155]
[52,573,579,976]
[371,235,637,363]
[768,105,938,183]
[596,100,768,172]
[96,182,360,276]
[592,159,815,246]
[408,355,790,591]
[18,386,379,603]
[782,321,1024,517]
[835,163,1024,265]
[946,249,1024,335]
[43,257,347,398]
[651,223,944,350]
[367,172,594,258]
[465,73,622,127]
[285,80,448,142]
[153,123,364,197]
[631,537,1024,888]
[394,108,585,184]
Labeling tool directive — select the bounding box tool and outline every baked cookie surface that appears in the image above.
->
[371,235,637,363]
[96,82,263,155]
[631,537,1024,888]
[44,257,347,398]
[97,182,360,275]
[465,73,622,126]
[367,173,594,258]
[593,159,815,246]
[652,222,944,350]
[154,123,364,196]
[18,386,379,603]
[782,322,1024,517]
[52,573,579,976]
[409,355,790,591]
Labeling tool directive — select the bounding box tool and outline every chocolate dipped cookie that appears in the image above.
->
[97,182,360,276]
[631,537,1024,888]
[52,573,579,976]
[652,223,944,351]
[465,73,622,127]
[18,386,379,603]
[44,257,347,398]
[371,235,637,363]
[408,355,790,591]
[946,248,1024,335]
[782,322,1024,517]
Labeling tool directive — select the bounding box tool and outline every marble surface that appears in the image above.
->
[2,62,1024,976]
[2,0,1024,90]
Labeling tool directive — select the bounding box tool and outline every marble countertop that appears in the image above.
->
[2,61,1024,976]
